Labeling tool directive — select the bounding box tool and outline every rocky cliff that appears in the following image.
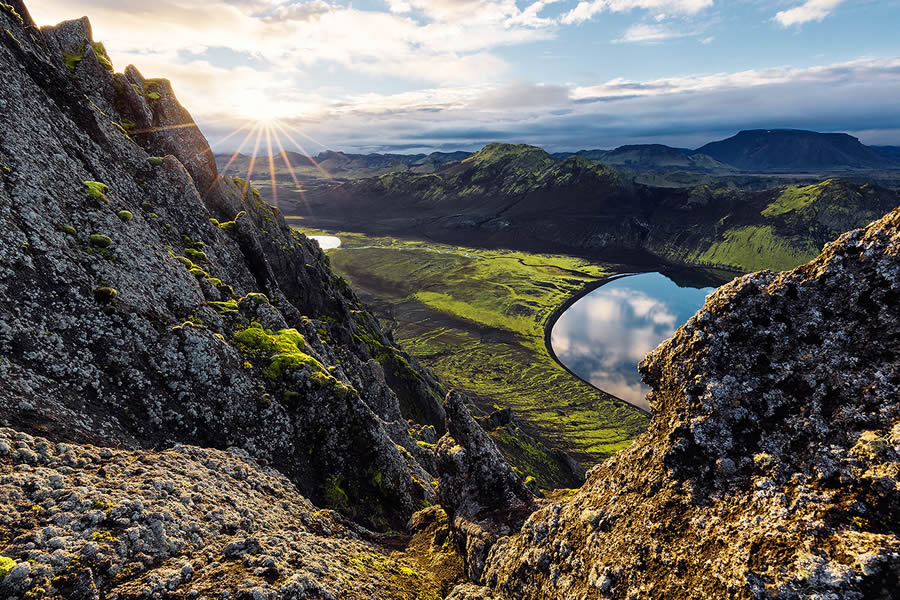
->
[0,1,457,536]
[457,203,900,599]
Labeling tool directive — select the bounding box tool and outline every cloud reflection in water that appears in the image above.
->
[551,272,714,411]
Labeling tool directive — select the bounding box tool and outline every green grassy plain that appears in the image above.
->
[293,224,649,466]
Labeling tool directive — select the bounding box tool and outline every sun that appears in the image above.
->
[233,91,290,124]
[210,102,331,218]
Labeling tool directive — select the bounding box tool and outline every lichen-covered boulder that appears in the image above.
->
[0,429,442,599]
[481,207,900,598]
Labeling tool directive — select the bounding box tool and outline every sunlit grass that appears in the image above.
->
[301,228,650,465]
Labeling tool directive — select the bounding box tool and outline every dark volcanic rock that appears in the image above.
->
[436,392,536,583]
[479,206,900,598]
[0,4,447,532]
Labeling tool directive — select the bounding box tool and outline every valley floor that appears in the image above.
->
[291,223,649,472]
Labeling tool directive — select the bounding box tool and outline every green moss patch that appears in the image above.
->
[233,326,325,379]
[0,3,23,25]
[89,234,112,248]
[184,248,208,263]
[92,41,113,72]
[761,180,836,217]
[83,181,109,202]
[0,556,15,580]
[217,211,245,232]
[691,226,818,272]
[208,300,238,314]
[323,476,350,511]
[63,49,83,72]
[117,210,133,222]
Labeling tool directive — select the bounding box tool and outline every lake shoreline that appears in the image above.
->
[542,271,653,416]
[544,266,734,416]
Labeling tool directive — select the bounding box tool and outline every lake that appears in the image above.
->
[309,235,341,249]
[550,271,725,411]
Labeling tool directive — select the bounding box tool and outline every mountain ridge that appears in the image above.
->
[218,129,900,179]
[295,143,900,273]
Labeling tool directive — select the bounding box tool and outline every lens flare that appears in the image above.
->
[209,94,331,217]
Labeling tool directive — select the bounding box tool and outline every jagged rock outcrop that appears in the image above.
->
[0,2,448,532]
[475,206,900,598]
[436,392,536,583]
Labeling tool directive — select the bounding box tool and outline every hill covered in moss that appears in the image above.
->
[294,143,899,273]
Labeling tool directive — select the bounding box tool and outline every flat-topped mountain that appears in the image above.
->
[694,128,896,171]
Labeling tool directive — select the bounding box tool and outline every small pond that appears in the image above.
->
[309,235,341,249]
[550,271,728,411]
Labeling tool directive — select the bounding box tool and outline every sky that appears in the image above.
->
[26,0,900,154]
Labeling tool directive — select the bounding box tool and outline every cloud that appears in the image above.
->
[216,56,900,154]
[561,0,713,25]
[476,82,571,108]
[266,0,334,21]
[26,1,899,155]
[616,22,685,43]
[774,0,845,27]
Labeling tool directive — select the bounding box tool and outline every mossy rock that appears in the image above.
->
[92,41,113,72]
[62,49,83,73]
[89,234,112,248]
[93,287,117,303]
[0,4,24,26]
[146,157,165,167]
[208,300,238,313]
[0,556,15,580]
[239,292,269,306]
[59,225,77,236]
[83,181,109,202]
[323,477,350,512]
[117,210,133,222]
[174,256,195,269]
[232,326,327,379]
[184,248,208,262]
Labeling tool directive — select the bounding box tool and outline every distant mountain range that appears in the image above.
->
[217,130,900,179]
[291,142,900,272]
[217,149,470,176]
[551,144,734,172]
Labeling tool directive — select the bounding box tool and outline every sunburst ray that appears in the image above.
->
[264,124,279,207]
[272,120,331,180]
